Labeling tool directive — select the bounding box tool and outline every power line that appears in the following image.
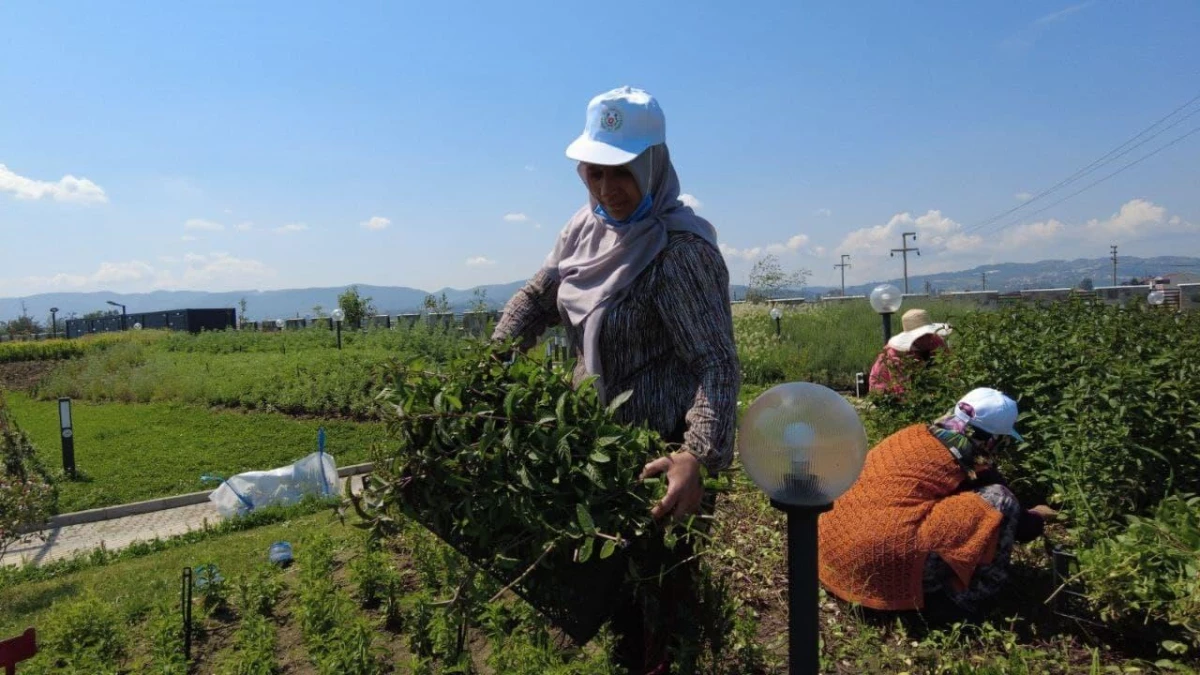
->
[986,124,1200,235]
[966,90,1200,234]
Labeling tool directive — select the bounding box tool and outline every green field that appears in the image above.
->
[1,300,1198,673]
[5,392,382,512]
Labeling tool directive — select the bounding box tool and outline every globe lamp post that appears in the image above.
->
[770,306,783,337]
[50,307,59,339]
[1148,289,1166,307]
[738,383,868,674]
[331,308,345,350]
[869,284,903,344]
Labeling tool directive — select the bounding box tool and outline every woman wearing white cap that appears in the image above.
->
[493,86,738,672]
[819,388,1057,615]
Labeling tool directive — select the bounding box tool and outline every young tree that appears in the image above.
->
[311,304,326,318]
[746,254,810,303]
[338,285,375,328]
[1078,278,1095,291]
[238,297,249,326]
[469,288,489,314]
[422,293,451,313]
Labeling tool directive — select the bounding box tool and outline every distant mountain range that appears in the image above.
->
[801,255,1200,299]
[3,256,1198,322]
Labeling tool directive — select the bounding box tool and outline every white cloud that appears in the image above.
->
[181,235,199,242]
[718,243,763,262]
[766,234,811,255]
[6,252,278,295]
[1084,198,1167,237]
[830,198,1191,284]
[814,208,832,217]
[273,223,309,234]
[524,165,536,172]
[679,194,703,210]
[361,216,391,231]
[503,213,529,223]
[1015,192,1034,202]
[184,218,224,231]
[466,256,496,267]
[0,163,108,204]
[234,222,254,232]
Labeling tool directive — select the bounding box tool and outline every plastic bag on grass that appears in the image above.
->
[208,450,337,518]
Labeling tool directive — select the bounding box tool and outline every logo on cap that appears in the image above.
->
[958,402,976,418]
[599,107,623,132]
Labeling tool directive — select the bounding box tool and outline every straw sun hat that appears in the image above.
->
[887,309,952,352]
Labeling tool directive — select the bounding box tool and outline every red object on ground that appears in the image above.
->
[0,628,37,674]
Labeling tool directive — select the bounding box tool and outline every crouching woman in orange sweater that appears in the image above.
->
[818,388,1057,614]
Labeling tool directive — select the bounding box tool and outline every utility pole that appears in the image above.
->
[981,271,987,291]
[1110,245,1118,286]
[834,255,851,296]
[890,232,920,294]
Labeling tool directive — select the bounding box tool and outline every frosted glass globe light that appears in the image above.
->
[133,322,142,330]
[1148,290,1165,306]
[276,319,285,329]
[770,307,783,320]
[869,284,903,314]
[738,382,868,507]
[331,308,345,322]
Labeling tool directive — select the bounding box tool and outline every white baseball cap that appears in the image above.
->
[565,86,666,166]
[952,388,1024,441]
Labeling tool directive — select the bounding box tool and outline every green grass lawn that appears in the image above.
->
[4,392,384,513]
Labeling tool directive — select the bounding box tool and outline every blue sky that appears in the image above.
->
[2,1,1198,298]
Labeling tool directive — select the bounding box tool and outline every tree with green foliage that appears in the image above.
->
[469,288,489,314]
[746,254,810,303]
[423,292,451,313]
[338,285,375,328]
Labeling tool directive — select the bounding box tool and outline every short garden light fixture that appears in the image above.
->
[869,283,903,344]
[739,382,869,674]
[275,318,285,330]
[1148,289,1166,306]
[50,307,59,338]
[331,308,345,350]
[770,306,783,337]
[133,322,142,330]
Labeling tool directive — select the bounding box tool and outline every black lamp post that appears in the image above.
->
[770,306,783,337]
[739,383,868,674]
[106,300,127,331]
[869,284,903,345]
[50,307,59,339]
[331,308,345,350]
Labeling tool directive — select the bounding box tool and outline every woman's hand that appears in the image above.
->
[1029,504,1059,522]
[641,451,704,520]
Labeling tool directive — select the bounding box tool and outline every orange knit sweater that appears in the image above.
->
[818,424,1003,611]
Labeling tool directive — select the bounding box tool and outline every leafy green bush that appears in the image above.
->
[0,393,57,558]
[296,534,384,675]
[39,594,128,670]
[215,612,278,675]
[348,549,400,608]
[866,301,1200,645]
[232,565,285,617]
[359,339,706,588]
[1076,494,1200,652]
[869,300,1200,527]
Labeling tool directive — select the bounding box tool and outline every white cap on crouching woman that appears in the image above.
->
[952,388,1024,441]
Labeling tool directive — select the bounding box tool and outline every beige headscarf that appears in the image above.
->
[543,144,719,396]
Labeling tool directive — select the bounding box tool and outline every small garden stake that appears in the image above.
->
[181,567,193,660]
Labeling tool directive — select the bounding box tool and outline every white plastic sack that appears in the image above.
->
[209,451,338,518]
